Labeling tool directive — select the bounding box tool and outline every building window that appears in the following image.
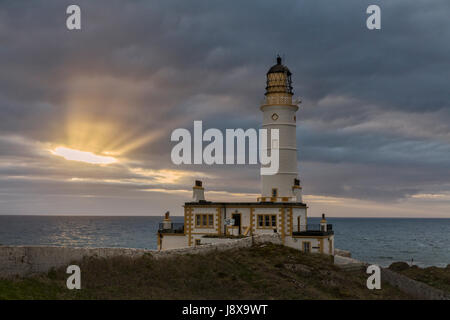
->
[271,215,277,226]
[208,214,214,226]
[195,214,214,227]
[271,113,279,121]
[257,214,277,228]
[272,188,278,198]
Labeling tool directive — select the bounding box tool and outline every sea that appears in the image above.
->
[0,216,448,268]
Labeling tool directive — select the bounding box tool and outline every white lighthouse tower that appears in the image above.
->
[260,56,302,202]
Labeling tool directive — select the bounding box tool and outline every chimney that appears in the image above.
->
[193,180,205,202]
[292,178,303,202]
[320,213,327,232]
[162,211,172,230]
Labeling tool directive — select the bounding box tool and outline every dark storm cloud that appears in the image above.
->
[0,0,450,214]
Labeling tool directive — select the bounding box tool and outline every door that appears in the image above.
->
[302,241,311,253]
[232,213,241,235]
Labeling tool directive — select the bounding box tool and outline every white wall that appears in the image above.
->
[160,235,188,250]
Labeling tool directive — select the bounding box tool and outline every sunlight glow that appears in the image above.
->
[51,147,117,164]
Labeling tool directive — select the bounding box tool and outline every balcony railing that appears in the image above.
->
[292,224,333,236]
[158,222,185,234]
[305,224,332,231]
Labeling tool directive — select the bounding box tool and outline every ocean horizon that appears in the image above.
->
[0,215,448,268]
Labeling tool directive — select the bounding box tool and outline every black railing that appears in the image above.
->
[158,222,185,233]
[292,224,333,236]
[305,224,333,231]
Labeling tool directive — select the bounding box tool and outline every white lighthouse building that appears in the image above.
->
[260,56,302,203]
[158,57,334,255]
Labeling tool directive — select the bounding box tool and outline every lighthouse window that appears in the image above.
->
[257,214,277,228]
[272,188,278,197]
[195,214,214,227]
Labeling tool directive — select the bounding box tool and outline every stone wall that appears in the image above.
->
[0,246,151,278]
[381,268,450,300]
[333,254,449,300]
[0,234,282,278]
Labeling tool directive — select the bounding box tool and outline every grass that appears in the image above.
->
[0,243,413,300]
[389,262,450,293]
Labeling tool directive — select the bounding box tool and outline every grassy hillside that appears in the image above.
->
[0,243,413,300]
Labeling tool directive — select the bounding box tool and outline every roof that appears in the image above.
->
[267,56,291,75]
[184,201,307,207]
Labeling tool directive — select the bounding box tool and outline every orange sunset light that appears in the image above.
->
[51,146,117,165]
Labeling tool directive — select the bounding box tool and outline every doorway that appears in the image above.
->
[232,212,241,235]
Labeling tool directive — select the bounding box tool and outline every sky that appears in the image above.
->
[0,0,449,217]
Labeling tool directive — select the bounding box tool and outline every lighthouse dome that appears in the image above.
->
[267,56,292,75]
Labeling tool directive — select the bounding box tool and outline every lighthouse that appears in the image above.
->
[260,56,301,202]
[158,56,334,256]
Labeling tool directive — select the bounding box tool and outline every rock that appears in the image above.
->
[388,261,410,272]
[334,248,351,258]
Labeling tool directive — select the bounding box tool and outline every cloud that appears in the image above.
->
[0,0,449,216]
